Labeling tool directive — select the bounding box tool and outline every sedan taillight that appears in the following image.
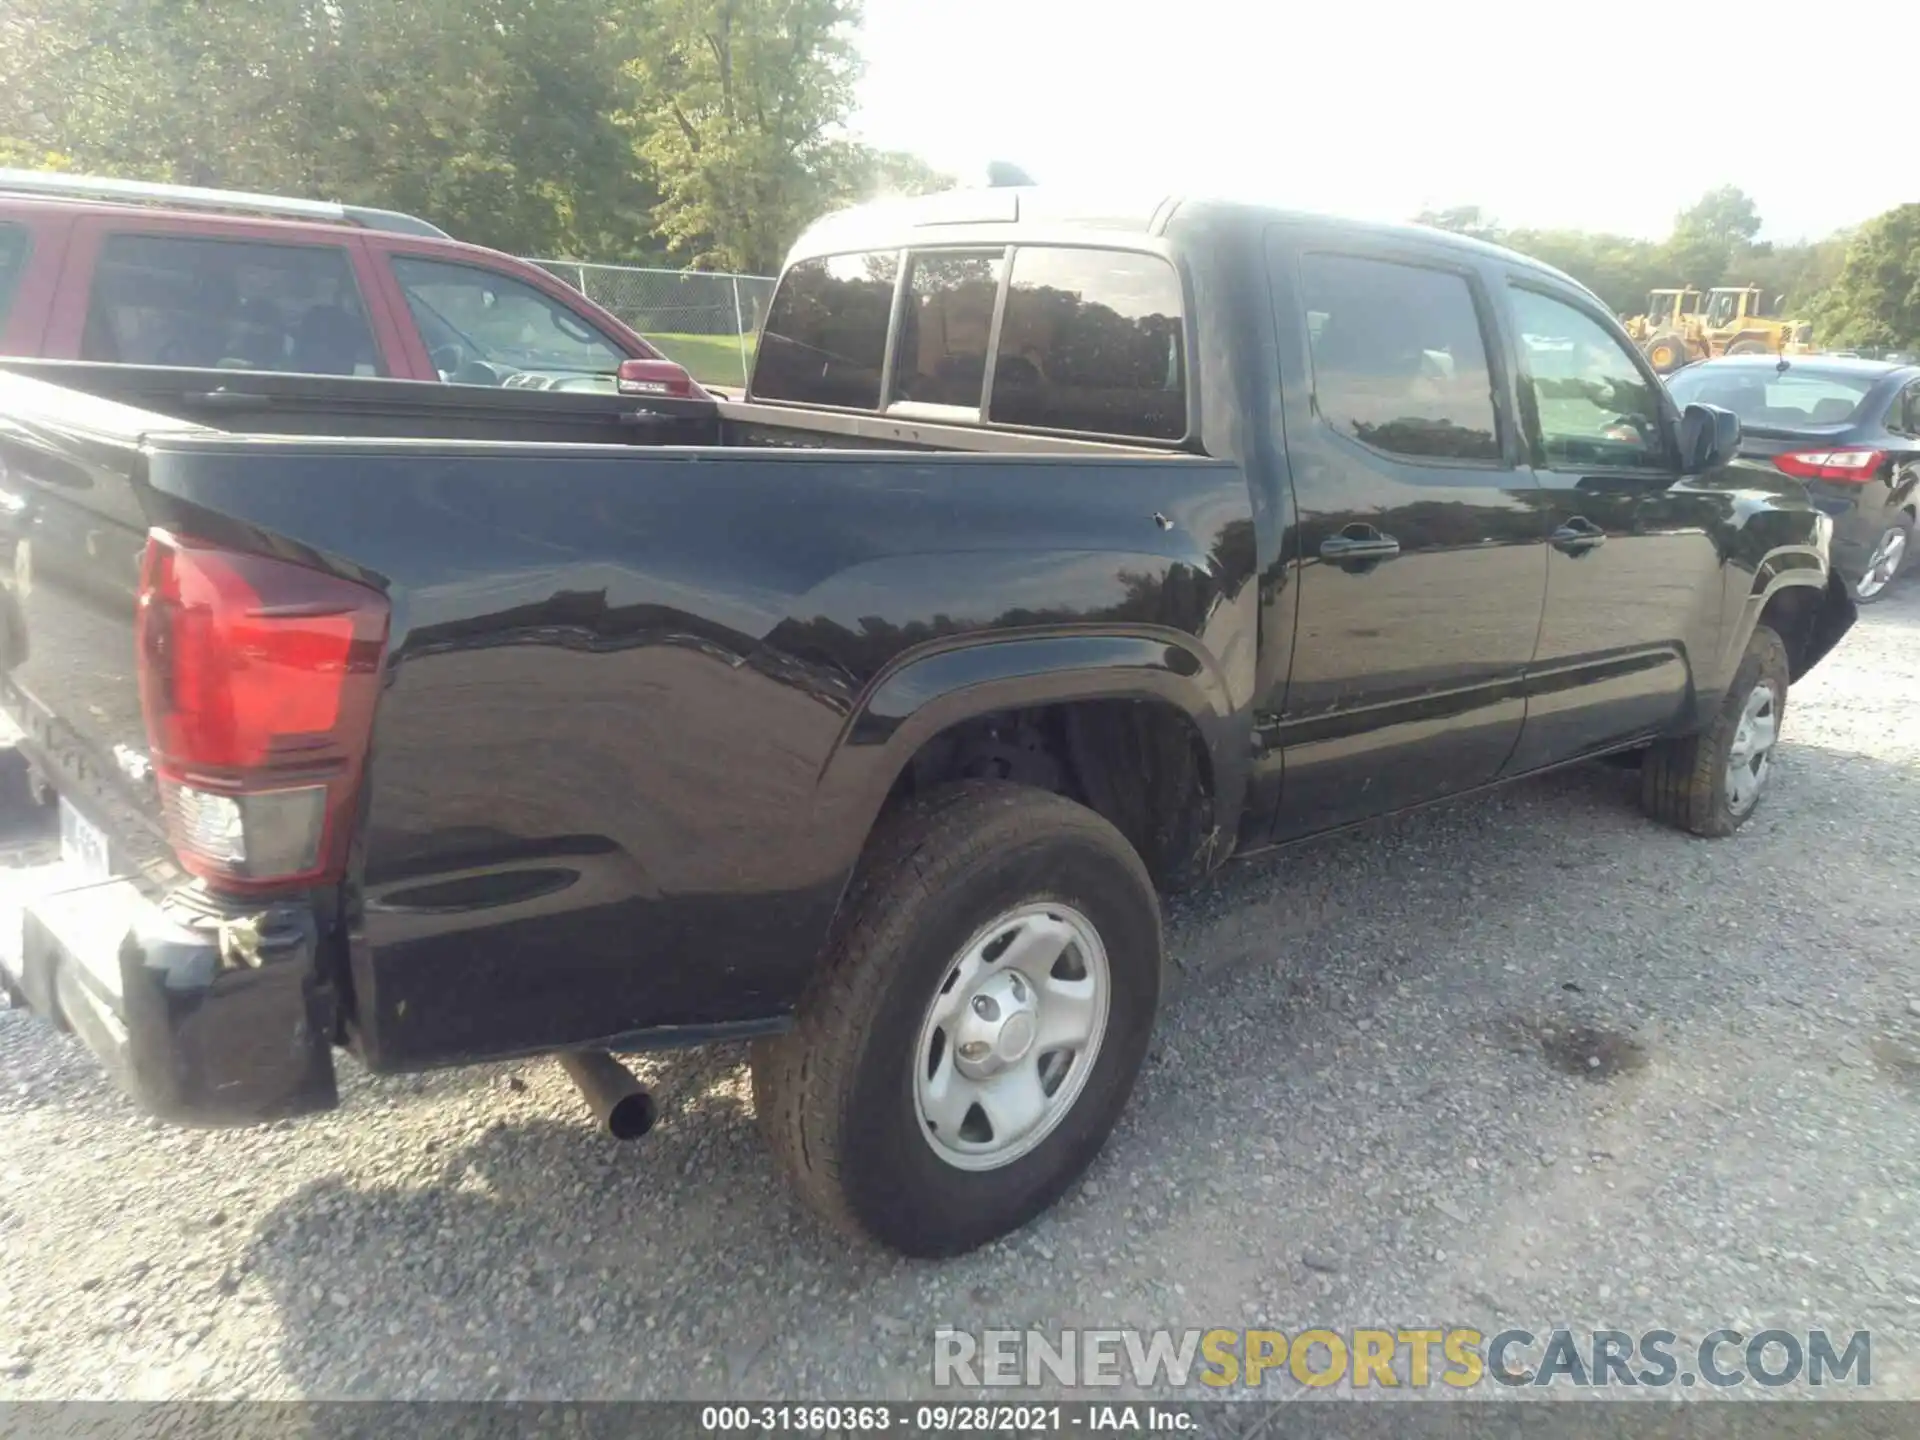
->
[1774,448,1884,483]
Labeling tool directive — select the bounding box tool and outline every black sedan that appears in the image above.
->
[1667,355,1920,602]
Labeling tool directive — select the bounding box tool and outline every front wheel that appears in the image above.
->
[1640,624,1790,837]
[752,782,1162,1257]
[1853,519,1911,603]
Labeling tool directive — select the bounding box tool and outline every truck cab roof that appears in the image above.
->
[789,186,1595,301]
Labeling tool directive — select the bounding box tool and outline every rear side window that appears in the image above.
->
[0,223,29,334]
[755,252,901,409]
[1299,252,1500,463]
[81,234,379,375]
[989,248,1186,441]
[894,251,1004,409]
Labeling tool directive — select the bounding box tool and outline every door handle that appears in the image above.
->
[1551,517,1607,555]
[1319,526,1401,564]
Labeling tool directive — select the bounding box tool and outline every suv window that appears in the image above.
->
[1509,286,1670,472]
[989,248,1186,441]
[755,252,902,409]
[81,234,378,375]
[1299,253,1500,463]
[391,257,628,387]
[0,223,28,334]
[893,251,1004,409]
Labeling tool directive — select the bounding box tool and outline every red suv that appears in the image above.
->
[0,169,691,393]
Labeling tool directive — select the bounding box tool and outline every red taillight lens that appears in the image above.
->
[1774,448,1884,483]
[136,532,389,893]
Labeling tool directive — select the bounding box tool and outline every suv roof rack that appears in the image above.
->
[0,168,451,239]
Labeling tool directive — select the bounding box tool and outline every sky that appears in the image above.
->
[853,0,1914,244]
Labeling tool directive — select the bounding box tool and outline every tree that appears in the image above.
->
[627,0,866,273]
[1413,205,1503,243]
[1668,185,1762,289]
[0,0,659,258]
[1805,206,1920,350]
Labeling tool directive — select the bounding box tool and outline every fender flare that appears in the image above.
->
[812,629,1248,874]
[1718,546,1853,688]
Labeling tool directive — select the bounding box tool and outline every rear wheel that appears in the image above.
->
[1640,624,1789,837]
[751,782,1162,1257]
[1726,339,1770,356]
[1853,519,1910,603]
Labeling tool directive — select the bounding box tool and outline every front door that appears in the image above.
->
[1264,233,1549,842]
[1500,282,1724,772]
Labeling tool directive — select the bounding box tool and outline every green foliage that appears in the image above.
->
[0,0,663,258]
[0,0,949,271]
[627,0,867,273]
[1666,184,1762,287]
[1417,188,1854,329]
[1803,206,1920,351]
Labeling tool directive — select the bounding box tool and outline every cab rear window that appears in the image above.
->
[754,243,1188,441]
[754,252,901,409]
[989,248,1186,441]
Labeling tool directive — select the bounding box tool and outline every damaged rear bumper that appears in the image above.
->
[0,858,338,1125]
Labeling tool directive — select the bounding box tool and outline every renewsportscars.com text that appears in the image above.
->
[934,1326,1871,1390]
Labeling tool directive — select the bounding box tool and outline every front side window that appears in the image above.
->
[82,234,378,375]
[0,223,29,335]
[989,247,1186,441]
[754,251,901,409]
[893,250,1004,409]
[391,257,627,387]
[1509,286,1669,472]
[1299,252,1501,462]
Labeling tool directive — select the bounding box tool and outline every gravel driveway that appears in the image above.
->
[2,586,1917,1406]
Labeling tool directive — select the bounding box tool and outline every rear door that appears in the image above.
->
[1500,281,1722,770]
[45,213,387,376]
[1264,228,1547,842]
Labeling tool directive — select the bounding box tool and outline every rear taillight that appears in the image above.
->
[1774,448,1885,483]
[136,532,389,893]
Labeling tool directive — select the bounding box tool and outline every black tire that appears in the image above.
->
[751,781,1162,1257]
[1640,624,1790,837]
[1646,333,1689,374]
[1726,339,1770,356]
[1851,517,1911,604]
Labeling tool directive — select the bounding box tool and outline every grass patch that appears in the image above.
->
[646,332,758,389]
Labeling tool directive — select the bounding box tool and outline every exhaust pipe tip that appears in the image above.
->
[557,1049,657,1141]
[606,1087,658,1141]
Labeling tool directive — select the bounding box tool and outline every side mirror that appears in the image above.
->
[1678,402,1741,474]
[616,357,696,398]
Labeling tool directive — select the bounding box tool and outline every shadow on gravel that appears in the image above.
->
[234,663,1920,1399]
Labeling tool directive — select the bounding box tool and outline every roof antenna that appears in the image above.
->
[986,161,1034,188]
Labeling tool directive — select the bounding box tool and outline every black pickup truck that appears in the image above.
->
[0,189,1855,1257]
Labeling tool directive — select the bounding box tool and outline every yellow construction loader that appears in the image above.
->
[1698,285,1813,358]
[1623,288,1704,374]
[1626,285,1814,373]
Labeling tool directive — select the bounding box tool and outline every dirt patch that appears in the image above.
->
[1535,1021,1648,1081]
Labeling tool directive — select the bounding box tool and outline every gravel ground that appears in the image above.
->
[1,585,1918,1409]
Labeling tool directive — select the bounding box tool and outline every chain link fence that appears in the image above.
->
[529,260,776,390]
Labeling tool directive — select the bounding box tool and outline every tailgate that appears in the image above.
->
[0,372,186,873]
